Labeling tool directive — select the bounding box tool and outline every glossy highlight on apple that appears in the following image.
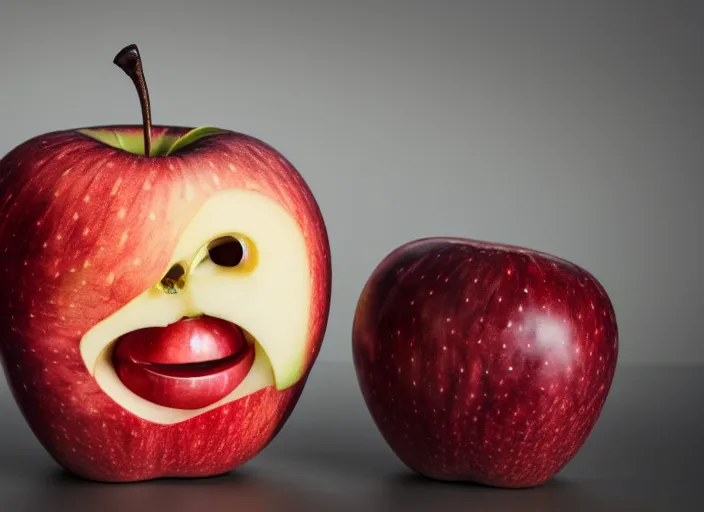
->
[0,44,332,482]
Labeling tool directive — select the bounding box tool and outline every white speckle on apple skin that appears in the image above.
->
[111,178,122,196]
[117,208,126,219]
[148,212,156,221]
[119,232,128,248]
[106,273,115,285]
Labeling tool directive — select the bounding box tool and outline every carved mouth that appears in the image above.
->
[111,316,256,410]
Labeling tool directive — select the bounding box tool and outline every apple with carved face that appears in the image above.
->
[0,45,331,482]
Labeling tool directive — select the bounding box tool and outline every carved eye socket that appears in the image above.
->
[207,236,245,267]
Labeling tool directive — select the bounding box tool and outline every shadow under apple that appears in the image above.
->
[371,472,640,512]
[3,467,342,512]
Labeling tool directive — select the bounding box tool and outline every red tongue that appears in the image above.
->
[113,316,245,365]
[112,316,255,410]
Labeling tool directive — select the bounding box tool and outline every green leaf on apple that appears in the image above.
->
[165,127,226,156]
[77,127,226,157]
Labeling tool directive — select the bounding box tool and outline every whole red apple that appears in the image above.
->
[352,237,617,488]
[0,45,331,482]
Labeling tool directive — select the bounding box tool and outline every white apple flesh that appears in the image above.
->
[80,186,314,424]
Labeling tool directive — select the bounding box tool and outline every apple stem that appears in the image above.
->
[113,44,153,157]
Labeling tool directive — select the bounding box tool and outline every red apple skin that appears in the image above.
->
[113,316,247,365]
[352,237,618,488]
[0,126,331,482]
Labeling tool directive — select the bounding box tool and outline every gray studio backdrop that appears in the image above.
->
[0,0,701,375]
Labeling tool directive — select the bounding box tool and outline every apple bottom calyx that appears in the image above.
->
[112,316,255,410]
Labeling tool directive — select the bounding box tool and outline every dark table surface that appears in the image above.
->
[1,361,702,511]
